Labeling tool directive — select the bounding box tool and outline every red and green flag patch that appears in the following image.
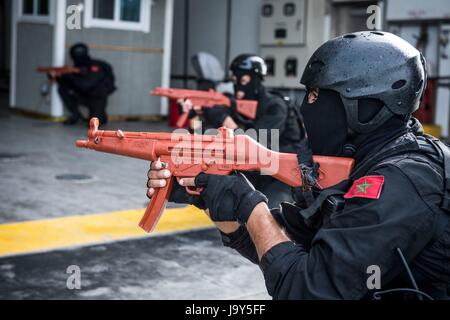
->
[344,175,385,200]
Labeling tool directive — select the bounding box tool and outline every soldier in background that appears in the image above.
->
[182,54,303,208]
[57,43,116,126]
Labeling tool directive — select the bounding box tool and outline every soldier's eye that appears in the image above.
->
[307,89,319,104]
[240,75,251,86]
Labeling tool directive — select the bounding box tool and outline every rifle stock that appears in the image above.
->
[76,118,355,233]
[151,87,258,128]
[37,66,80,79]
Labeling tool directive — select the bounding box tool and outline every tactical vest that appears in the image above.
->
[280,126,450,299]
[298,132,449,233]
[266,91,304,154]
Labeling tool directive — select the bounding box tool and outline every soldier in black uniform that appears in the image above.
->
[202,54,300,153]
[147,32,450,299]
[57,43,116,126]
[199,54,302,208]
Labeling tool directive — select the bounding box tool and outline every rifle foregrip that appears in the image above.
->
[236,100,258,119]
[139,177,175,233]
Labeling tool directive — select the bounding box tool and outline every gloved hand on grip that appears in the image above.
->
[182,172,268,224]
[202,106,230,128]
[146,160,205,209]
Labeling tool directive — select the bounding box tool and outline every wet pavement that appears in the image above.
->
[0,229,269,300]
[0,111,270,300]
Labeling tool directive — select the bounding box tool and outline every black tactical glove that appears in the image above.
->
[194,173,268,224]
[168,180,206,210]
[202,106,230,128]
[176,101,197,120]
[146,167,206,209]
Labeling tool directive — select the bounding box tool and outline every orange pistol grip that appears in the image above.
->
[139,176,175,233]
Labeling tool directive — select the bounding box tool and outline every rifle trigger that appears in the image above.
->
[186,186,203,196]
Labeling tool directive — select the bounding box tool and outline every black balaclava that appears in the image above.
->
[300,89,349,156]
[300,88,409,162]
[70,43,92,67]
[233,70,264,101]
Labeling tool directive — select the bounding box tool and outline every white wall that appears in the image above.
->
[170,0,261,88]
[2,0,12,71]
[171,0,329,90]
[261,0,328,88]
[386,0,450,21]
[229,0,261,61]
[66,0,169,116]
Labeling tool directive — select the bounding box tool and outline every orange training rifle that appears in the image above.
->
[76,118,355,233]
[151,87,258,128]
[37,66,80,79]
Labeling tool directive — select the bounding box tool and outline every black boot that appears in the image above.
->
[63,116,81,125]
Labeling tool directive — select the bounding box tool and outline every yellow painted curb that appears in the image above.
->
[0,206,213,258]
[423,124,442,139]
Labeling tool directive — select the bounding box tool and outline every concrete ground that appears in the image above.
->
[0,104,270,300]
[0,114,169,223]
[0,229,268,300]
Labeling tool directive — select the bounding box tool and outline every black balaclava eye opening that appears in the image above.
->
[300,89,349,156]
[233,70,263,101]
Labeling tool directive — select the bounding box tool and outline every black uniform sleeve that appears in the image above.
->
[220,226,259,265]
[260,163,441,299]
[220,205,317,265]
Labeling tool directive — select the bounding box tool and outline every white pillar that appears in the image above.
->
[323,14,331,42]
[160,0,174,116]
[376,1,384,31]
[9,0,18,108]
[323,0,332,42]
[51,0,67,117]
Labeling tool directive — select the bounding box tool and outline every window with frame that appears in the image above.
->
[19,0,52,23]
[85,0,151,33]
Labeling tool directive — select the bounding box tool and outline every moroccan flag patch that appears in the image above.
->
[344,176,385,200]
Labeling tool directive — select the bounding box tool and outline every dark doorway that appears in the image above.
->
[0,0,11,111]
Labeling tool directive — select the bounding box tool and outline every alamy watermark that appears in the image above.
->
[66,5,82,30]
[366,5,381,30]
[366,265,381,290]
[66,265,81,290]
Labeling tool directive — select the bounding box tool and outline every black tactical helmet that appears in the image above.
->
[301,31,427,133]
[70,43,90,60]
[230,54,268,78]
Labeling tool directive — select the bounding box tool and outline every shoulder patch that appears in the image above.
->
[90,65,100,73]
[344,175,385,200]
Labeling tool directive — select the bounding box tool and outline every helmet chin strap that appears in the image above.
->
[341,96,396,134]
[340,96,398,158]
[343,142,357,157]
